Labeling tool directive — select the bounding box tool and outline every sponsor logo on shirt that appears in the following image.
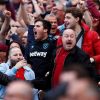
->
[30,51,47,58]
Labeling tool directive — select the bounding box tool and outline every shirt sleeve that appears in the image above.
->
[27,25,35,43]
[5,67,18,76]
[24,66,35,80]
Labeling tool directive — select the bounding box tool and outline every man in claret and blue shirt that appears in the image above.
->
[25,19,56,90]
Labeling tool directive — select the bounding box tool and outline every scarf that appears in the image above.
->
[52,47,69,87]
[16,68,25,80]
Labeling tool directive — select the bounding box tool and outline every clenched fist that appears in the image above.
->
[3,10,11,18]
[15,59,27,69]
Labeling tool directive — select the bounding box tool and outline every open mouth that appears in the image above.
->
[22,41,26,44]
[34,31,37,35]
[34,31,38,40]
[65,22,69,28]
[66,42,72,45]
[34,31,37,37]
[51,27,56,30]
[22,41,25,44]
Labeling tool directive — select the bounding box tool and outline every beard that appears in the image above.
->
[10,59,19,67]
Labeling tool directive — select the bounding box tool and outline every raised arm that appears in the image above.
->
[83,10,93,29]
[0,10,11,36]
[86,0,100,19]
[31,0,42,15]
[76,0,93,29]
[18,2,30,26]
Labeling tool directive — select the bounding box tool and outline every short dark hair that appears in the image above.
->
[65,7,83,24]
[35,19,51,34]
[62,63,91,79]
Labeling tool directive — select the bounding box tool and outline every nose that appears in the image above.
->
[34,25,36,28]
[64,19,68,23]
[64,17,69,23]
[52,22,55,25]
[68,36,71,40]
[17,55,22,60]
[33,27,36,32]
[64,18,67,22]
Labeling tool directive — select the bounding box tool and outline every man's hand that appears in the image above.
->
[15,59,27,69]
[27,13,35,25]
[3,10,11,18]
[5,30,13,40]
[51,6,58,14]
[77,0,87,11]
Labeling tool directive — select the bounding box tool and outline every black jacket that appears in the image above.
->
[0,72,18,86]
[64,46,97,81]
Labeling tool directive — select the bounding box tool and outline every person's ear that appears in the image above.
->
[44,29,48,33]
[8,55,10,59]
[76,17,79,23]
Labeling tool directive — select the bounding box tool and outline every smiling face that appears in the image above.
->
[64,13,78,29]
[62,29,76,51]
[49,16,58,29]
[45,15,58,34]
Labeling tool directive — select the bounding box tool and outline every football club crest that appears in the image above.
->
[43,43,49,49]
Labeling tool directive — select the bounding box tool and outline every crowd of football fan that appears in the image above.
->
[0,0,100,100]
